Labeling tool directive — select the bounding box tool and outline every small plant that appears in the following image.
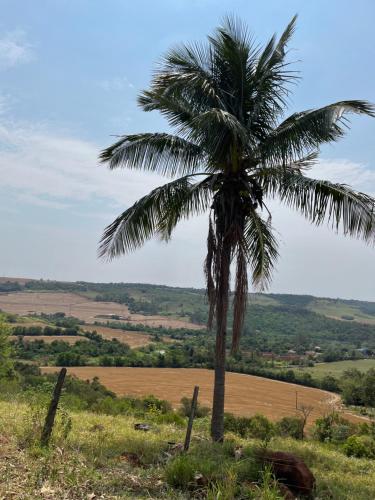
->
[313,412,353,442]
[179,396,210,418]
[165,455,196,489]
[275,416,304,440]
[253,465,284,500]
[206,469,238,500]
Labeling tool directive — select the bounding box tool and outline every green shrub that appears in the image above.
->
[275,416,304,440]
[155,411,185,426]
[179,396,210,418]
[343,435,375,459]
[224,413,252,437]
[330,424,355,443]
[224,413,274,440]
[313,412,353,442]
[247,414,275,441]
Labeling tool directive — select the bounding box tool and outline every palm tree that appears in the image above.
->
[99,16,375,442]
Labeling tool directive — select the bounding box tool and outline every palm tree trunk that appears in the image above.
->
[210,241,231,442]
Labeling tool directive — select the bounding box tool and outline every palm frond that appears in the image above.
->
[188,108,249,156]
[252,152,319,183]
[99,174,211,259]
[138,89,196,129]
[260,101,375,165]
[152,42,224,112]
[157,174,215,239]
[248,15,298,127]
[243,211,279,289]
[231,247,248,354]
[99,133,205,177]
[205,215,217,330]
[209,15,255,120]
[269,173,375,242]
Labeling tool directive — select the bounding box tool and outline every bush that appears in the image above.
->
[224,413,274,440]
[330,424,355,443]
[343,435,375,459]
[313,412,353,442]
[224,413,253,437]
[179,396,210,418]
[320,375,340,392]
[275,416,304,439]
[247,414,275,441]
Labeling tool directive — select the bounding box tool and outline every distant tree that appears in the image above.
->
[99,17,375,441]
[0,316,14,378]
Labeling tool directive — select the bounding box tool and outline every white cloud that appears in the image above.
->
[310,160,375,195]
[0,93,10,115]
[0,121,163,210]
[0,30,34,69]
[97,76,134,91]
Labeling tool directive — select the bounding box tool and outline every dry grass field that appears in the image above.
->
[82,325,152,348]
[41,367,362,425]
[0,292,202,330]
[9,335,88,344]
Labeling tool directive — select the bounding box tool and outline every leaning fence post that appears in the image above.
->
[41,367,67,447]
[184,385,199,451]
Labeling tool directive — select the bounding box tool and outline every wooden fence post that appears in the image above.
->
[184,385,199,451]
[41,367,67,447]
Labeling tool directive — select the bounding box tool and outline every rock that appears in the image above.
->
[234,446,244,461]
[168,442,184,454]
[120,451,143,467]
[261,451,315,497]
[194,472,208,487]
[134,423,151,432]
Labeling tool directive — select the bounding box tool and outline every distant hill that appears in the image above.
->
[1,277,375,353]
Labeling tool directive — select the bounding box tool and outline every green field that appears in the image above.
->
[309,300,375,325]
[293,359,375,379]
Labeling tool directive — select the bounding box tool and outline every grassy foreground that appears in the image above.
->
[0,401,374,499]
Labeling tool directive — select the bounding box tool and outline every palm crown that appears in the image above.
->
[99,16,375,441]
[99,16,375,354]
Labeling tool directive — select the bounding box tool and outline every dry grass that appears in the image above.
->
[0,292,203,330]
[0,399,374,499]
[82,325,152,348]
[41,367,362,426]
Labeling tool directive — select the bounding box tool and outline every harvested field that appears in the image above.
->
[0,292,203,330]
[82,325,152,348]
[40,367,362,425]
[10,335,88,344]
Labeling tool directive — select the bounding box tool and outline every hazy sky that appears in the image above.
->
[0,0,375,300]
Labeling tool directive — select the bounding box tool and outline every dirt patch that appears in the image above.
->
[0,292,203,330]
[40,367,362,426]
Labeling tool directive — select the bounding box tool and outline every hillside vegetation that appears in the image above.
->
[2,278,375,355]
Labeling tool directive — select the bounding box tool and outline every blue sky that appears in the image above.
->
[1,0,375,300]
